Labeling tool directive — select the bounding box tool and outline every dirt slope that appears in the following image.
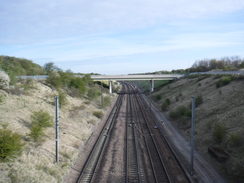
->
[151,75,244,182]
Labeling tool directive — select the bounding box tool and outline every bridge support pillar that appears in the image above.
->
[150,80,154,92]
[109,80,112,93]
[149,80,154,110]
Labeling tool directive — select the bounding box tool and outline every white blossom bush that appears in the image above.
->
[0,71,10,89]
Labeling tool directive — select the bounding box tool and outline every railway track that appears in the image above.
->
[125,89,141,182]
[76,85,125,183]
[76,82,191,183]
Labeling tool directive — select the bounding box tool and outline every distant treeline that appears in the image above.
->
[172,56,244,74]
[0,56,44,75]
[0,56,95,84]
[0,56,44,83]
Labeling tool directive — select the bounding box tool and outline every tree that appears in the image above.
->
[69,77,86,93]
[43,62,57,75]
[46,72,62,88]
[82,74,93,84]
[58,71,74,87]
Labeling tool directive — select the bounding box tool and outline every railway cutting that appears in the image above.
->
[76,82,191,183]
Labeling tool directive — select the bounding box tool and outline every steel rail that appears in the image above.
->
[125,82,141,183]
[130,88,143,183]
[132,91,159,182]
[135,91,173,183]
[138,93,192,182]
[76,86,124,183]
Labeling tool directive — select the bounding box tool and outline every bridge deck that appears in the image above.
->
[91,74,183,81]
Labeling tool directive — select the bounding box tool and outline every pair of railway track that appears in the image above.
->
[76,82,191,183]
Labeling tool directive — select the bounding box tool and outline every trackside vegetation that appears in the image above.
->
[0,124,25,162]
[29,110,53,142]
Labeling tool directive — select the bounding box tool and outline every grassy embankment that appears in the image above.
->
[149,74,244,182]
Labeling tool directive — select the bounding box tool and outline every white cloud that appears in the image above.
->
[1,0,244,44]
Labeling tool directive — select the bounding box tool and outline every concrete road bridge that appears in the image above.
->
[91,74,184,93]
[17,74,184,93]
[90,74,183,81]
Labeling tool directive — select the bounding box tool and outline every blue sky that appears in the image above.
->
[1,0,244,74]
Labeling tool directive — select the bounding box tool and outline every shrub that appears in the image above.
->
[0,95,4,103]
[216,76,232,88]
[170,105,191,119]
[57,90,67,108]
[80,104,86,110]
[69,77,86,94]
[212,123,227,143]
[87,88,99,99]
[184,109,192,117]
[93,111,103,119]
[22,78,35,91]
[195,95,203,107]
[113,86,120,93]
[170,109,181,119]
[161,98,171,111]
[46,72,62,89]
[67,87,81,97]
[31,110,52,128]
[82,74,93,84]
[165,98,171,104]
[29,124,44,142]
[29,110,52,142]
[103,96,111,108]
[89,119,97,125]
[156,94,162,101]
[58,71,74,87]
[230,133,242,147]
[0,124,25,162]
[84,100,90,105]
